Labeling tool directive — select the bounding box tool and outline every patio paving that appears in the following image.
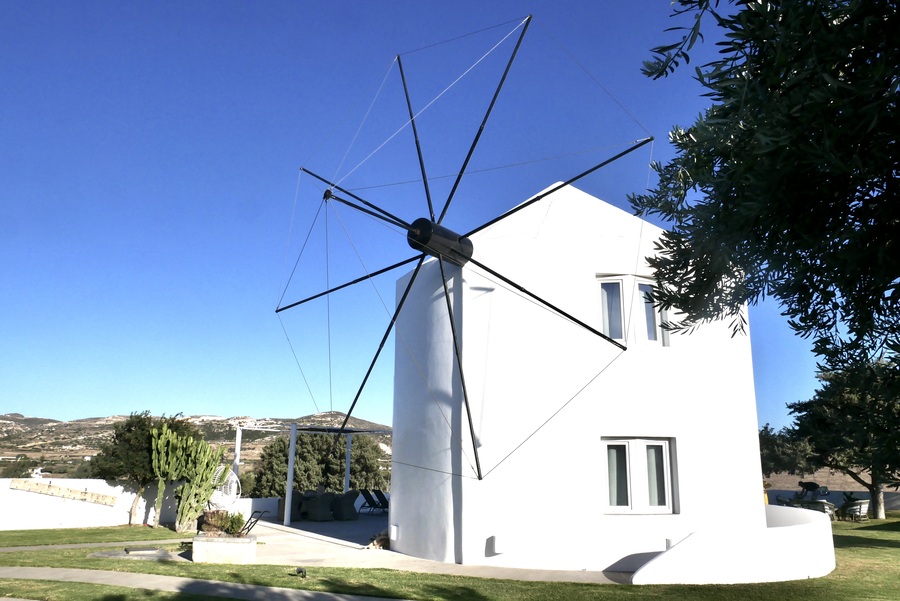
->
[253,514,616,583]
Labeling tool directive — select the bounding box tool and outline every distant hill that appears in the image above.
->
[0,411,391,477]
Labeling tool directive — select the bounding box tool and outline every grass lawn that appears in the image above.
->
[0,579,215,601]
[0,524,187,547]
[0,515,898,601]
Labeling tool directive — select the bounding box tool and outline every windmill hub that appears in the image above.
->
[407,217,473,266]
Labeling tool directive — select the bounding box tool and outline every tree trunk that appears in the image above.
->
[838,466,886,519]
[175,517,198,533]
[129,484,145,525]
[153,477,166,528]
[868,483,886,519]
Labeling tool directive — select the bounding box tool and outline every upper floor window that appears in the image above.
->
[597,277,669,346]
[639,284,658,341]
[639,283,669,346]
[599,281,624,340]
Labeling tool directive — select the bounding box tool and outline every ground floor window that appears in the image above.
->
[602,437,676,514]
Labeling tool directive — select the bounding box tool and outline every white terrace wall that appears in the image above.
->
[0,478,278,531]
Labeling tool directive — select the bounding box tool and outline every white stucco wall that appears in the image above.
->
[0,478,169,530]
[390,184,829,582]
[0,478,277,531]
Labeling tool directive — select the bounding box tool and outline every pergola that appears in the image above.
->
[282,423,391,526]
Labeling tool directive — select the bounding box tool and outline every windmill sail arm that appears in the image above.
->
[276,255,422,313]
[464,136,654,238]
[437,15,533,224]
[325,190,414,232]
[467,256,627,351]
[398,54,436,222]
[437,257,483,480]
[331,256,427,449]
[300,166,411,231]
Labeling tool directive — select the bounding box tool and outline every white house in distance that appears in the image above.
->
[388,183,835,584]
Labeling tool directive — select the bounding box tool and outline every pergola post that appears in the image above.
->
[344,433,353,493]
[232,426,242,478]
[284,423,297,526]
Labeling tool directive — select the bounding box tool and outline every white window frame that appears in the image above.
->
[597,278,625,341]
[602,437,675,514]
[637,281,670,347]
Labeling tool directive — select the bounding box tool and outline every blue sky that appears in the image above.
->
[1,1,817,428]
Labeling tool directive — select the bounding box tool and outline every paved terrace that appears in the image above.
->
[252,514,614,582]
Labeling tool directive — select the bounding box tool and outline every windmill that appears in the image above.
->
[276,15,652,481]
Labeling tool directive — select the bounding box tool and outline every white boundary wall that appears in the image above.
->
[768,490,900,511]
[0,478,278,531]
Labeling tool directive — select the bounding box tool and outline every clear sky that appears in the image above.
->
[1,0,818,428]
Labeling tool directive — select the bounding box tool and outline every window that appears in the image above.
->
[639,284,658,341]
[639,282,670,346]
[607,444,629,506]
[599,281,623,340]
[602,438,676,514]
[597,277,669,345]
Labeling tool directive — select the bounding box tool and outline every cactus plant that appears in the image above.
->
[174,437,226,533]
[150,423,187,528]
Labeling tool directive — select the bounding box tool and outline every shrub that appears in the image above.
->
[200,511,246,536]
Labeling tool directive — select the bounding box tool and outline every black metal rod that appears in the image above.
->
[326,191,415,232]
[275,255,421,313]
[437,258,484,480]
[398,55,436,222]
[331,255,427,447]
[464,136,654,238]
[466,255,627,351]
[438,15,533,224]
[300,166,412,231]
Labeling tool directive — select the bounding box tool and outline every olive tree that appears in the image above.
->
[630,0,900,368]
[90,412,201,525]
[788,360,900,519]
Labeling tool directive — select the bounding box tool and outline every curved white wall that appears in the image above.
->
[632,505,835,584]
[391,262,469,562]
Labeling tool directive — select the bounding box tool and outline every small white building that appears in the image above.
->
[389,183,834,584]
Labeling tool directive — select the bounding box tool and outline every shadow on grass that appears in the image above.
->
[172,574,491,600]
[832,534,900,549]
[855,520,900,532]
[320,576,491,601]
[97,595,220,600]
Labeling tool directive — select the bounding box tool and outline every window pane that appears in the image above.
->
[601,282,623,339]
[646,444,667,506]
[639,284,658,341]
[608,444,629,506]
